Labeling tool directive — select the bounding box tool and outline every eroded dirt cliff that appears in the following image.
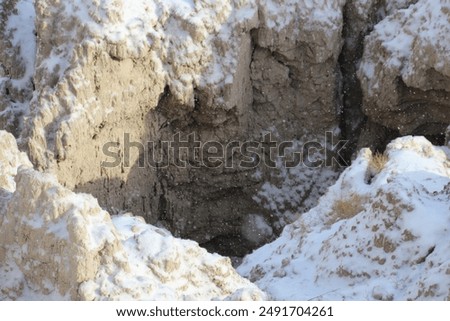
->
[1,0,347,255]
[0,130,266,300]
[0,0,449,258]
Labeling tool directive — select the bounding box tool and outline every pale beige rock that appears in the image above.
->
[358,0,450,137]
[0,0,35,136]
[0,130,266,300]
[15,0,346,254]
[0,165,126,299]
[250,0,345,137]
[0,130,31,192]
[0,130,31,232]
[4,0,447,258]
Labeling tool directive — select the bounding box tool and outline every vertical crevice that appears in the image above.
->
[337,2,369,162]
[337,1,394,160]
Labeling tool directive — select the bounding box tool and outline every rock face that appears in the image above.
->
[338,0,420,155]
[1,0,450,301]
[0,130,266,300]
[0,0,35,136]
[250,0,344,138]
[1,0,347,255]
[358,0,450,145]
[0,130,32,227]
[238,136,450,300]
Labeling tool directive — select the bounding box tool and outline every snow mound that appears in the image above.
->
[0,131,265,300]
[238,136,450,300]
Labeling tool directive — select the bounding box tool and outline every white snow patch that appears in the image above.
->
[5,0,36,87]
[238,136,450,300]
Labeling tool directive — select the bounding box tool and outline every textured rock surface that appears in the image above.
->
[238,136,450,300]
[0,130,31,229]
[0,0,35,136]
[339,0,419,155]
[0,0,347,255]
[1,0,450,301]
[250,0,345,138]
[0,130,266,300]
[16,0,259,254]
[358,0,450,143]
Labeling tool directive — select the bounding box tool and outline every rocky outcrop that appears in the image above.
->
[250,0,345,138]
[1,0,347,255]
[0,0,35,136]
[0,130,31,191]
[238,136,450,300]
[1,0,450,301]
[0,130,31,230]
[1,0,448,259]
[358,0,450,146]
[0,130,265,300]
[338,0,419,156]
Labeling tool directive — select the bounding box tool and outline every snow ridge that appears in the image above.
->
[238,136,450,300]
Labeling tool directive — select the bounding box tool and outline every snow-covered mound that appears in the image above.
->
[0,130,265,300]
[238,136,450,300]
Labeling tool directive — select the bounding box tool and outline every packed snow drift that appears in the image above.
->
[238,137,450,300]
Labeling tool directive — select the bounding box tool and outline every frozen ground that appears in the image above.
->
[1,0,449,301]
[0,131,265,300]
[238,136,450,300]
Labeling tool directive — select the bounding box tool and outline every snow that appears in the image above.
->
[253,139,339,230]
[0,130,265,300]
[36,0,253,91]
[81,213,266,300]
[258,0,343,32]
[238,136,450,300]
[29,0,347,104]
[2,135,449,300]
[257,0,345,41]
[0,0,36,130]
[4,0,36,88]
[359,0,450,91]
[1,0,449,302]
[241,214,274,246]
